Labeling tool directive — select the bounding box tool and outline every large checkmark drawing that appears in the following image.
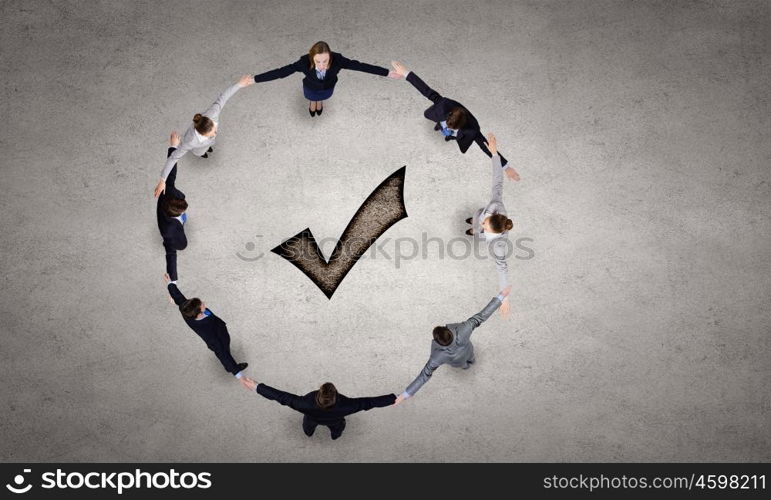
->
[272,166,408,298]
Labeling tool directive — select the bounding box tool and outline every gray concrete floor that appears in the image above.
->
[1,0,769,462]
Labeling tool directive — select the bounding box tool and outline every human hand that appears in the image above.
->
[500,285,512,298]
[500,297,511,318]
[390,61,409,78]
[240,377,257,391]
[387,70,403,79]
[163,273,171,284]
[504,167,520,181]
[486,132,498,155]
[238,74,255,87]
[394,394,408,406]
[169,131,180,147]
[154,179,166,198]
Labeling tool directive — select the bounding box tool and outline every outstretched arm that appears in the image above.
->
[347,393,397,414]
[155,132,185,196]
[480,132,519,181]
[402,358,442,399]
[164,275,187,306]
[163,134,185,198]
[253,57,305,83]
[336,53,389,77]
[458,289,511,334]
[164,244,180,282]
[391,61,443,104]
[203,75,253,122]
[489,140,505,204]
[255,383,305,412]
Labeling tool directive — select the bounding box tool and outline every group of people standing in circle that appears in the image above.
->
[154,41,520,440]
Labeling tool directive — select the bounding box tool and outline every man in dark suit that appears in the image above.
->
[240,378,394,440]
[391,61,520,181]
[163,273,248,378]
[156,132,188,281]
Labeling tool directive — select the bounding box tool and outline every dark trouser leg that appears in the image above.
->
[329,419,346,440]
[302,416,318,437]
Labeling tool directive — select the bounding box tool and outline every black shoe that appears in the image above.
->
[316,106,323,116]
[207,147,213,153]
[434,122,442,131]
[444,135,455,142]
[465,228,474,236]
[235,362,248,373]
[465,218,473,224]
[201,153,208,158]
[309,107,316,117]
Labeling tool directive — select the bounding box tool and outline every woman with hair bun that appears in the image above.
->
[465,133,514,316]
[252,41,401,117]
[153,75,254,198]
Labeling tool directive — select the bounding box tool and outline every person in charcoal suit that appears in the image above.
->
[163,273,248,379]
[156,132,188,281]
[395,286,512,405]
[390,60,520,181]
[240,378,394,440]
[252,40,401,116]
[153,75,254,198]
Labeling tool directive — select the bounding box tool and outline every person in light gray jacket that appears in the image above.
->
[395,286,511,404]
[153,75,254,197]
[465,133,514,316]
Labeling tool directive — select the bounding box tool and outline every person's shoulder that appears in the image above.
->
[330,51,346,63]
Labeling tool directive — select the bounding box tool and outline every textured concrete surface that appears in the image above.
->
[1,0,769,462]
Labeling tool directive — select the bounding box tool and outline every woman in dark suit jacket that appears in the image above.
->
[252,41,400,116]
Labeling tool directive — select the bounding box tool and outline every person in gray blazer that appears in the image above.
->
[465,133,514,316]
[395,286,511,404]
[153,75,254,197]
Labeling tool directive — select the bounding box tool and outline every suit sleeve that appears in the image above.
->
[160,143,190,180]
[253,57,305,83]
[405,71,443,104]
[203,82,241,122]
[336,53,389,77]
[167,283,187,306]
[345,394,396,415]
[492,239,509,290]
[458,297,502,336]
[490,154,504,203]
[405,357,443,396]
[474,134,509,167]
[163,149,185,199]
[256,383,305,412]
[164,239,185,281]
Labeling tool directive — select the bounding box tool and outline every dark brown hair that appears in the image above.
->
[164,197,188,217]
[192,113,215,135]
[488,214,513,233]
[315,382,338,409]
[308,41,332,69]
[433,326,453,346]
[446,107,468,130]
[180,298,203,319]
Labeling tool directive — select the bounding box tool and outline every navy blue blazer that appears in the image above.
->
[156,147,187,280]
[256,383,395,425]
[406,71,508,167]
[253,51,388,91]
[167,284,230,352]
